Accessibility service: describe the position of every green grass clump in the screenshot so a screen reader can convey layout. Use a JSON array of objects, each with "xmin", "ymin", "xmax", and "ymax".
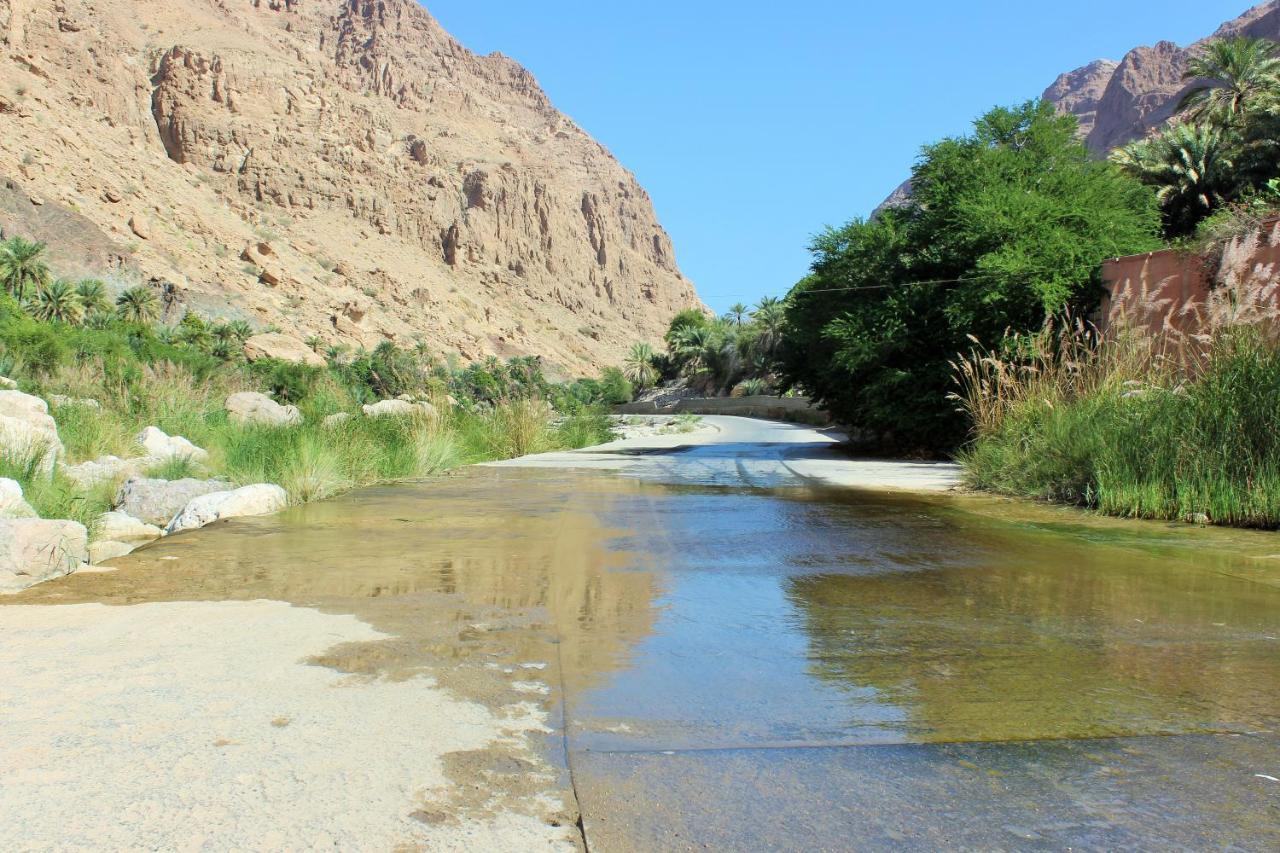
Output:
[
  {"xmin": 0, "ymin": 445, "xmax": 116, "ymax": 534},
  {"xmin": 957, "ymin": 325, "xmax": 1280, "ymax": 528}
]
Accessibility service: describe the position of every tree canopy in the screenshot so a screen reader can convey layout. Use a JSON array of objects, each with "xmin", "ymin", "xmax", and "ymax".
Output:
[{"xmin": 779, "ymin": 100, "xmax": 1162, "ymax": 451}]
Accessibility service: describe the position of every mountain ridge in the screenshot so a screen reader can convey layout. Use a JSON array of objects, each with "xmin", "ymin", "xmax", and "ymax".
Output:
[
  {"xmin": 0, "ymin": 0, "xmax": 703, "ymax": 373},
  {"xmin": 1044, "ymin": 1, "xmax": 1280, "ymax": 152}
]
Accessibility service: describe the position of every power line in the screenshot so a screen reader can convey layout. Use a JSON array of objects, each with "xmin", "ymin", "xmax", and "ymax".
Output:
[{"xmin": 704, "ymin": 268, "xmax": 1062, "ymax": 301}]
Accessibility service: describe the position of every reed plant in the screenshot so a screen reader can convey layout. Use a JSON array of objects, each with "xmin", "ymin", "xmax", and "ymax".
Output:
[{"xmin": 953, "ymin": 262, "xmax": 1280, "ymax": 527}]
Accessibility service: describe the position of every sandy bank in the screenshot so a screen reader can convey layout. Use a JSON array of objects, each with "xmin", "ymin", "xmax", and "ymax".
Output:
[{"xmin": 0, "ymin": 600, "xmax": 574, "ymax": 851}]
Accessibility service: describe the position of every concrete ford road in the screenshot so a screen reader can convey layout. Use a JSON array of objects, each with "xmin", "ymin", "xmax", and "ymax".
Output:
[{"xmin": 3, "ymin": 417, "xmax": 1278, "ymax": 849}]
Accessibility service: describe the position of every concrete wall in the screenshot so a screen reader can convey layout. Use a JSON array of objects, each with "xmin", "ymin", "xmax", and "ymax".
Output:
[
  {"xmin": 616, "ymin": 395, "xmax": 830, "ymax": 425},
  {"xmin": 1099, "ymin": 250, "xmax": 1212, "ymax": 337}
]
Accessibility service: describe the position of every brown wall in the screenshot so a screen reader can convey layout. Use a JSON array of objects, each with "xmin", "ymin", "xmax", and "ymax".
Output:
[
  {"xmin": 1099, "ymin": 219, "xmax": 1280, "ymax": 337},
  {"xmin": 1099, "ymin": 250, "xmax": 1212, "ymax": 336}
]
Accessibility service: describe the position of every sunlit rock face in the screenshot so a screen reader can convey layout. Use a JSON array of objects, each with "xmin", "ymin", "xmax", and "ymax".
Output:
[
  {"xmin": 1044, "ymin": 1, "xmax": 1280, "ymax": 153},
  {"xmin": 0, "ymin": 0, "xmax": 704, "ymax": 373}
]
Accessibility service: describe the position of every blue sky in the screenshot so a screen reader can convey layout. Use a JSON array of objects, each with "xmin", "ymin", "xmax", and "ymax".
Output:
[{"xmin": 426, "ymin": 1, "xmax": 1248, "ymax": 313}]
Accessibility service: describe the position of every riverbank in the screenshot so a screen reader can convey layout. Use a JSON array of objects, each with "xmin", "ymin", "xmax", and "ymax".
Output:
[
  {"xmin": 954, "ymin": 322, "xmax": 1280, "ymax": 530},
  {"xmin": 4, "ymin": 416, "xmax": 1276, "ymax": 850}
]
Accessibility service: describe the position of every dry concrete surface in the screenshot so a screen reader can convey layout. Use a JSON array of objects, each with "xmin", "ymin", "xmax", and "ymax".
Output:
[{"xmin": 0, "ymin": 601, "xmax": 573, "ymax": 851}]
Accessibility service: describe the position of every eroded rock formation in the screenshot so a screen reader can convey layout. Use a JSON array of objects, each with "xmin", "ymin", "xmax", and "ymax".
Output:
[
  {"xmin": 1044, "ymin": 1, "xmax": 1280, "ymax": 153},
  {"xmin": 0, "ymin": 0, "xmax": 703, "ymax": 373}
]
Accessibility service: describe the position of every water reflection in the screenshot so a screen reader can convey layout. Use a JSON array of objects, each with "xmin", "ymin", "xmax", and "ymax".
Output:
[
  {"xmin": 11, "ymin": 469, "xmax": 668, "ymax": 695},
  {"xmin": 784, "ymin": 491, "xmax": 1280, "ymax": 742},
  {"xmin": 9, "ymin": 467, "xmax": 1280, "ymax": 749}
]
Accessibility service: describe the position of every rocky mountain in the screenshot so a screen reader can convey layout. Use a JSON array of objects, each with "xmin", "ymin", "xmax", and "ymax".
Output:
[
  {"xmin": 0, "ymin": 0, "xmax": 703, "ymax": 374},
  {"xmin": 1044, "ymin": 1, "xmax": 1280, "ymax": 153}
]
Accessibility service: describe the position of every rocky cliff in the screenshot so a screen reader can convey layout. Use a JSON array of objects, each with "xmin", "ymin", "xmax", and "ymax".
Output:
[
  {"xmin": 0, "ymin": 0, "xmax": 703, "ymax": 373},
  {"xmin": 1044, "ymin": 1, "xmax": 1280, "ymax": 153}
]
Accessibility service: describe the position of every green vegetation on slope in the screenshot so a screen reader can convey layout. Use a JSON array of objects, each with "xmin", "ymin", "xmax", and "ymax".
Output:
[
  {"xmin": 954, "ymin": 318, "xmax": 1280, "ymax": 528},
  {"xmin": 0, "ymin": 236, "xmax": 621, "ymax": 535}
]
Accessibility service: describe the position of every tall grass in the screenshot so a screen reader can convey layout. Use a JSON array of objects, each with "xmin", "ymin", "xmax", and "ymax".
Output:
[
  {"xmin": 0, "ymin": 444, "xmax": 116, "ymax": 531},
  {"xmin": 954, "ymin": 274, "xmax": 1280, "ymax": 527}
]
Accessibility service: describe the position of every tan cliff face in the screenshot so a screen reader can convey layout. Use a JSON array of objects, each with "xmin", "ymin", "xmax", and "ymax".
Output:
[
  {"xmin": 0, "ymin": 0, "xmax": 703, "ymax": 374},
  {"xmin": 1044, "ymin": 0, "xmax": 1280, "ymax": 153}
]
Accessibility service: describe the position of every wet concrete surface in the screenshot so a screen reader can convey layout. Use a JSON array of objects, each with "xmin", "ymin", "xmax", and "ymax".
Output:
[{"xmin": 6, "ymin": 417, "xmax": 1280, "ymax": 849}]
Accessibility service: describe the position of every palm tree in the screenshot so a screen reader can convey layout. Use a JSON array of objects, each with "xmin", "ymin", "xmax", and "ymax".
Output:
[
  {"xmin": 671, "ymin": 324, "xmax": 714, "ymax": 373},
  {"xmin": 0, "ymin": 237, "xmax": 52, "ymax": 299},
  {"xmin": 1178, "ymin": 36, "xmax": 1280, "ymax": 126},
  {"xmin": 305, "ymin": 335, "xmax": 325, "ymax": 352},
  {"xmin": 754, "ymin": 296, "xmax": 781, "ymax": 314},
  {"xmin": 753, "ymin": 302, "xmax": 787, "ymax": 357},
  {"xmin": 225, "ymin": 320, "xmax": 254, "ymax": 341},
  {"xmin": 726, "ymin": 303, "xmax": 749, "ymax": 328},
  {"xmin": 30, "ymin": 279, "xmax": 85, "ymax": 324},
  {"xmin": 75, "ymin": 279, "xmax": 109, "ymax": 317},
  {"xmin": 116, "ymin": 285, "xmax": 160, "ymax": 324},
  {"xmin": 1112, "ymin": 123, "xmax": 1238, "ymax": 236},
  {"xmin": 623, "ymin": 342, "xmax": 659, "ymax": 390}
]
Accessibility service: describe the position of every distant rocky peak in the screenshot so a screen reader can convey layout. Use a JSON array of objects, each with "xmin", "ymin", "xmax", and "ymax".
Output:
[{"xmin": 1044, "ymin": 1, "xmax": 1280, "ymax": 154}]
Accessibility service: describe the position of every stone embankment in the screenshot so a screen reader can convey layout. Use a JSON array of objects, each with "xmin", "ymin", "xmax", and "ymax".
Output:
[
  {"xmin": 617, "ymin": 393, "xmax": 830, "ymax": 425},
  {"xmin": 0, "ymin": 384, "xmax": 448, "ymax": 593}
]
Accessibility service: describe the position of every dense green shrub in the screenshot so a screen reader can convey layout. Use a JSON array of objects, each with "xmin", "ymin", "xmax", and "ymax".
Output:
[{"xmin": 959, "ymin": 326, "xmax": 1280, "ymax": 528}]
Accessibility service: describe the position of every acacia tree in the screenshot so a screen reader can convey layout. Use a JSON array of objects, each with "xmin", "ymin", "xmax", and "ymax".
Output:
[{"xmin": 779, "ymin": 100, "xmax": 1161, "ymax": 451}]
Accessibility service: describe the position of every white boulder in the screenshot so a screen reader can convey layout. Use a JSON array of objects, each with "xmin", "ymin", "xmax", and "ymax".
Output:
[
  {"xmin": 165, "ymin": 484, "xmax": 288, "ymax": 535},
  {"xmin": 0, "ymin": 478, "xmax": 37, "ymax": 519},
  {"xmin": 88, "ymin": 540, "xmax": 134, "ymax": 564},
  {"xmin": 226, "ymin": 392, "xmax": 302, "ymax": 428},
  {"xmin": 96, "ymin": 511, "xmax": 162, "ymax": 546},
  {"xmin": 362, "ymin": 399, "xmax": 435, "ymax": 418},
  {"xmin": 0, "ymin": 391, "xmax": 63, "ymax": 476},
  {"xmin": 115, "ymin": 477, "xmax": 231, "ymax": 527},
  {"xmin": 136, "ymin": 426, "xmax": 209, "ymax": 463},
  {"xmin": 61, "ymin": 455, "xmax": 145, "ymax": 490},
  {"xmin": 322, "ymin": 412, "xmax": 352, "ymax": 429},
  {"xmin": 242, "ymin": 333, "xmax": 326, "ymax": 368},
  {"xmin": 0, "ymin": 519, "xmax": 88, "ymax": 593}
]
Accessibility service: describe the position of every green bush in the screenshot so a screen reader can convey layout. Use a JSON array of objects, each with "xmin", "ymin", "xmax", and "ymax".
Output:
[
  {"xmin": 779, "ymin": 101, "xmax": 1162, "ymax": 452},
  {"xmin": 960, "ymin": 328, "xmax": 1280, "ymax": 528}
]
